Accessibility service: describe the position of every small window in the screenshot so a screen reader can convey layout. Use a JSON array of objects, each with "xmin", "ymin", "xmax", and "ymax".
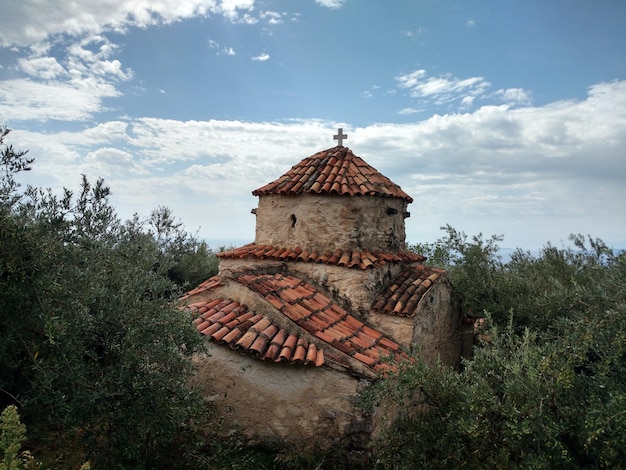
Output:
[
  {"xmin": 290, "ymin": 214, "xmax": 297, "ymax": 227},
  {"xmin": 386, "ymin": 207, "xmax": 398, "ymax": 215}
]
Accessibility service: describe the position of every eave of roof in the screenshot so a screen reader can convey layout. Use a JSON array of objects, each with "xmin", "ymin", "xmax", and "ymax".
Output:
[
  {"xmin": 189, "ymin": 295, "xmax": 325, "ymax": 367},
  {"xmin": 252, "ymin": 146, "xmax": 413, "ymax": 202},
  {"xmin": 217, "ymin": 243, "xmax": 426, "ymax": 269}
]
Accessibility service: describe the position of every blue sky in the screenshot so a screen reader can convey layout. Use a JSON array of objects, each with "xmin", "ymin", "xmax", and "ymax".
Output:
[{"xmin": 0, "ymin": 0, "xmax": 625, "ymax": 251}]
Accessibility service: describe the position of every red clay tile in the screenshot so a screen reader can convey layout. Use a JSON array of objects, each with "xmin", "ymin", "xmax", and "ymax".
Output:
[
  {"xmin": 331, "ymin": 339, "xmax": 355, "ymax": 356},
  {"xmin": 236, "ymin": 329, "xmax": 258, "ymax": 349},
  {"xmin": 222, "ymin": 328, "xmax": 244, "ymax": 344},
  {"xmin": 229, "ymin": 311, "xmax": 255, "ymax": 326},
  {"xmin": 313, "ymin": 330, "xmax": 333, "ymax": 343},
  {"xmin": 314, "ymin": 349, "xmax": 325, "ymax": 366},
  {"xmin": 361, "ymin": 325, "xmax": 383, "ymax": 341},
  {"xmin": 200, "ymin": 322, "xmax": 222, "ymax": 337},
  {"xmin": 266, "ymin": 294, "xmax": 285, "ymax": 311},
  {"xmin": 346, "ymin": 336, "xmax": 374, "ymax": 352},
  {"xmin": 353, "ymin": 352, "xmax": 378, "ymax": 367},
  {"xmin": 284, "ymin": 302, "xmax": 313, "ymax": 321},
  {"xmin": 216, "ymin": 310, "xmax": 239, "ymax": 326},
  {"xmin": 292, "ymin": 338, "xmax": 307, "ymax": 362},
  {"xmin": 337, "ymin": 252, "xmax": 351, "ymax": 266},
  {"xmin": 252, "ymin": 146, "xmax": 413, "ymax": 201},
  {"xmin": 250, "ymin": 335, "xmax": 269, "ymax": 355},
  {"xmin": 281, "ymin": 334, "xmax": 298, "ymax": 353},
  {"xmin": 305, "ymin": 344, "xmax": 319, "ymax": 364},
  {"xmin": 211, "ymin": 326, "xmax": 231, "ymax": 342},
  {"xmin": 348, "ymin": 251, "xmax": 361, "ymax": 268},
  {"xmin": 314, "ymin": 309, "xmax": 341, "ymax": 326},
  {"xmin": 269, "ymin": 329, "xmax": 287, "ymax": 347},
  {"xmin": 371, "ymin": 266, "xmax": 446, "ymax": 317},
  {"xmin": 343, "ymin": 314, "xmax": 364, "ymax": 330},
  {"xmin": 195, "ymin": 320, "xmax": 210, "ymax": 332},
  {"xmin": 260, "ymin": 324, "xmax": 279, "ymax": 340},
  {"xmin": 331, "ymin": 321, "xmax": 357, "ymax": 338},
  {"xmin": 216, "ymin": 243, "xmax": 426, "ymax": 268},
  {"xmin": 378, "ymin": 337, "xmax": 401, "ymax": 352},
  {"xmin": 263, "ymin": 343, "xmax": 280, "ymax": 361}
]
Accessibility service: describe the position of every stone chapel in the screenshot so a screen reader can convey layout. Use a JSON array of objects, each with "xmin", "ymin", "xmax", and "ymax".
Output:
[{"xmin": 181, "ymin": 130, "xmax": 463, "ymax": 448}]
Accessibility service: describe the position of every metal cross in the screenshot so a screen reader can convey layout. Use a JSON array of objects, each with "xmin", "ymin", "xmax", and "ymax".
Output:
[{"xmin": 333, "ymin": 128, "xmax": 348, "ymax": 146}]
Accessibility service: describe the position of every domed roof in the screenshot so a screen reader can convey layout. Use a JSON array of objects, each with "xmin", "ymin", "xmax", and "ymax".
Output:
[{"xmin": 252, "ymin": 146, "xmax": 413, "ymax": 202}]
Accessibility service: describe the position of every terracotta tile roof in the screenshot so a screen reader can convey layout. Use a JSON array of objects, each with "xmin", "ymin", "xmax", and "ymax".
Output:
[
  {"xmin": 180, "ymin": 276, "xmax": 222, "ymax": 300},
  {"xmin": 217, "ymin": 243, "xmax": 426, "ymax": 268},
  {"xmin": 252, "ymin": 146, "xmax": 413, "ymax": 202},
  {"xmin": 372, "ymin": 265, "xmax": 447, "ymax": 317},
  {"xmin": 189, "ymin": 298, "xmax": 325, "ymax": 367},
  {"xmin": 234, "ymin": 273, "xmax": 406, "ymax": 372}
]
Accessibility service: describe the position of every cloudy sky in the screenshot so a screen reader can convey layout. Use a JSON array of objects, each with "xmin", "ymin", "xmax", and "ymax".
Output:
[{"xmin": 1, "ymin": 0, "xmax": 625, "ymax": 251}]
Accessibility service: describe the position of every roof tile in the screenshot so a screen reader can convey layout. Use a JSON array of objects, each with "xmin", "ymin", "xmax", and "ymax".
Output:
[
  {"xmin": 252, "ymin": 146, "xmax": 413, "ymax": 202},
  {"xmin": 217, "ymin": 243, "xmax": 426, "ymax": 268},
  {"xmin": 180, "ymin": 276, "xmax": 222, "ymax": 300},
  {"xmin": 234, "ymin": 273, "xmax": 407, "ymax": 371},
  {"xmin": 187, "ymin": 298, "xmax": 324, "ymax": 367},
  {"xmin": 372, "ymin": 266, "xmax": 446, "ymax": 317}
]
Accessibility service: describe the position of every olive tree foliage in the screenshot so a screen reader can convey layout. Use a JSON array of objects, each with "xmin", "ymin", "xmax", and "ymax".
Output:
[
  {"xmin": 367, "ymin": 226, "xmax": 626, "ymax": 469},
  {"xmin": 0, "ymin": 128, "xmax": 219, "ymax": 468},
  {"xmin": 409, "ymin": 224, "xmax": 505, "ymax": 323}
]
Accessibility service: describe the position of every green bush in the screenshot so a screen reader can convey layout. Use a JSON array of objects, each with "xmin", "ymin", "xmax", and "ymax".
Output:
[
  {"xmin": 0, "ymin": 406, "xmax": 30, "ymax": 470},
  {"xmin": 0, "ymin": 128, "xmax": 219, "ymax": 468},
  {"xmin": 372, "ymin": 228, "xmax": 626, "ymax": 469}
]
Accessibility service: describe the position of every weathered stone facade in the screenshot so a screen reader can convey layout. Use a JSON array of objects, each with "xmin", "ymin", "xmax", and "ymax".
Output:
[
  {"xmin": 254, "ymin": 193, "xmax": 409, "ymax": 252},
  {"xmin": 182, "ymin": 144, "xmax": 462, "ymax": 449}
]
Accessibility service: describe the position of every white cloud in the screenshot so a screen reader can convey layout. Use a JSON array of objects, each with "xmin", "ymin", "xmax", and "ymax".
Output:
[
  {"xmin": 466, "ymin": 19, "xmax": 476, "ymax": 28},
  {"xmin": 0, "ymin": 0, "xmax": 258, "ymax": 47},
  {"xmin": 84, "ymin": 147, "xmax": 148, "ymax": 177},
  {"xmin": 17, "ymin": 56, "xmax": 67, "ymax": 80},
  {"xmin": 209, "ymin": 40, "xmax": 236, "ymax": 55},
  {"xmin": 1, "ymin": 35, "xmax": 133, "ymax": 122},
  {"xmin": 401, "ymin": 27, "xmax": 429, "ymax": 46},
  {"xmin": 0, "ymin": 78, "xmax": 120, "ymax": 122},
  {"xmin": 362, "ymin": 85, "xmax": 381, "ymax": 98},
  {"xmin": 397, "ymin": 107, "xmax": 421, "ymax": 115},
  {"xmin": 260, "ymin": 11, "xmax": 285, "ymax": 25},
  {"xmin": 220, "ymin": 0, "xmax": 255, "ymax": 22},
  {"xmin": 315, "ymin": 0, "xmax": 346, "ymax": 8},
  {"xmin": 10, "ymin": 80, "xmax": 625, "ymax": 250},
  {"xmin": 397, "ymin": 70, "xmax": 490, "ymax": 100},
  {"xmin": 494, "ymin": 88, "xmax": 532, "ymax": 105},
  {"xmin": 66, "ymin": 36, "xmax": 133, "ymax": 81},
  {"xmin": 252, "ymin": 53, "xmax": 270, "ymax": 61},
  {"xmin": 460, "ymin": 96, "xmax": 475, "ymax": 109},
  {"xmin": 396, "ymin": 69, "xmax": 491, "ymax": 110}
]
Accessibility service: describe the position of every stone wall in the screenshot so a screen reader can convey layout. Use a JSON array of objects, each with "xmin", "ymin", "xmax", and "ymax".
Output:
[
  {"xmin": 192, "ymin": 346, "xmax": 372, "ymax": 449},
  {"xmin": 254, "ymin": 193, "xmax": 408, "ymax": 252},
  {"xmin": 364, "ymin": 279, "xmax": 462, "ymax": 368}
]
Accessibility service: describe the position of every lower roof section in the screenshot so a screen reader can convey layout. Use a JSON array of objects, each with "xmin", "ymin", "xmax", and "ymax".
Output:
[
  {"xmin": 182, "ymin": 260, "xmax": 446, "ymax": 376},
  {"xmin": 182, "ymin": 272, "xmax": 408, "ymax": 376}
]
